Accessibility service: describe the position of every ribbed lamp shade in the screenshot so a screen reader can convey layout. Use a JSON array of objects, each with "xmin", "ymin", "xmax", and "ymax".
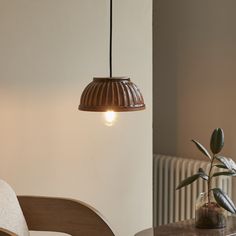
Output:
[{"xmin": 79, "ymin": 77, "xmax": 145, "ymax": 112}]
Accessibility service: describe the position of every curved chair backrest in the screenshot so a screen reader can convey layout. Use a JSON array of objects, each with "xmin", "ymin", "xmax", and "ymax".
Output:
[
  {"xmin": 18, "ymin": 196, "xmax": 115, "ymax": 236},
  {"xmin": 0, "ymin": 228, "xmax": 17, "ymax": 236},
  {"xmin": 0, "ymin": 179, "xmax": 114, "ymax": 236}
]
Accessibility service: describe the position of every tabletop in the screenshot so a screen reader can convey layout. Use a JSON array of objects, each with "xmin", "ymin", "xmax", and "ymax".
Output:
[{"xmin": 135, "ymin": 217, "xmax": 236, "ymax": 236}]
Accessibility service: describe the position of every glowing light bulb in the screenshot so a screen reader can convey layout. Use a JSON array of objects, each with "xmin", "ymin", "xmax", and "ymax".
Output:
[{"xmin": 104, "ymin": 110, "xmax": 116, "ymax": 126}]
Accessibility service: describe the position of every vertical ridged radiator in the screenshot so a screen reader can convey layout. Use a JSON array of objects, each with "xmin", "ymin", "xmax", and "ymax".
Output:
[{"xmin": 153, "ymin": 154, "xmax": 232, "ymax": 226}]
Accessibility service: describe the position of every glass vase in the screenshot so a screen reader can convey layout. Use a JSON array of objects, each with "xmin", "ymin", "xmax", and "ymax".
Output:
[{"xmin": 195, "ymin": 192, "xmax": 227, "ymax": 229}]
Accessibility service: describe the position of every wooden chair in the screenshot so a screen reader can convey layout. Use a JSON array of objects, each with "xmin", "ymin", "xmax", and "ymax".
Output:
[
  {"xmin": 0, "ymin": 180, "xmax": 115, "ymax": 236},
  {"xmin": 18, "ymin": 196, "xmax": 115, "ymax": 236},
  {"xmin": 0, "ymin": 228, "xmax": 17, "ymax": 236}
]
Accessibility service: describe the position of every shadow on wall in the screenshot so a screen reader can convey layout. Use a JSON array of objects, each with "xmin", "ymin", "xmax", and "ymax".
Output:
[
  {"xmin": 153, "ymin": 0, "xmax": 178, "ymax": 156},
  {"xmin": 153, "ymin": 0, "xmax": 236, "ymax": 160}
]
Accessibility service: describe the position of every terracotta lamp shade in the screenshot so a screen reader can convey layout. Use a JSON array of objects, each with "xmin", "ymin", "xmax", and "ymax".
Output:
[{"xmin": 79, "ymin": 77, "xmax": 145, "ymax": 112}]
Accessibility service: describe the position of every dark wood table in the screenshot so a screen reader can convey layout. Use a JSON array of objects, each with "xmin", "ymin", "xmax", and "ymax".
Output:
[{"xmin": 135, "ymin": 217, "xmax": 236, "ymax": 236}]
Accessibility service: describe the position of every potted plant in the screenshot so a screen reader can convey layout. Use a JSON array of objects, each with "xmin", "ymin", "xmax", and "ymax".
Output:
[{"xmin": 176, "ymin": 128, "xmax": 236, "ymax": 229}]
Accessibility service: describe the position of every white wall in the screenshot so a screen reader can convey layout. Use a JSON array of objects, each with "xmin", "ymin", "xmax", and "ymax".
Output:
[
  {"xmin": 154, "ymin": 0, "xmax": 236, "ymax": 162},
  {"xmin": 0, "ymin": 1, "xmax": 152, "ymax": 235}
]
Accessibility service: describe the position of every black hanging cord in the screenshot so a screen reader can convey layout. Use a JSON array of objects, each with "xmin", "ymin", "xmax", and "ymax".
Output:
[{"xmin": 109, "ymin": 0, "xmax": 113, "ymax": 77}]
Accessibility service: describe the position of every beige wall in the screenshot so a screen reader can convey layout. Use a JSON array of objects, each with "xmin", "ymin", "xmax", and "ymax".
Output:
[
  {"xmin": 154, "ymin": 0, "xmax": 236, "ymax": 162},
  {"xmin": 0, "ymin": 1, "xmax": 152, "ymax": 235}
]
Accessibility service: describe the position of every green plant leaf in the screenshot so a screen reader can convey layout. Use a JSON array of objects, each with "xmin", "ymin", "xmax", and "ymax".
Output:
[
  {"xmin": 212, "ymin": 188, "xmax": 236, "ymax": 213},
  {"xmin": 198, "ymin": 168, "xmax": 209, "ymax": 180},
  {"xmin": 213, "ymin": 164, "xmax": 228, "ymax": 169},
  {"xmin": 216, "ymin": 156, "xmax": 236, "ymax": 172},
  {"xmin": 210, "ymin": 128, "xmax": 224, "ymax": 154},
  {"xmin": 212, "ymin": 171, "xmax": 236, "ymax": 177},
  {"xmin": 191, "ymin": 140, "xmax": 212, "ymax": 160},
  {"xmin": 176, "ymin": 169, "xmax": 208, "ymax": 190}
]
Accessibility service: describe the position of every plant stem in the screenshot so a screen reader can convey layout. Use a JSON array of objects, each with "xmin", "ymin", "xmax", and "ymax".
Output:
[{"xmin": 207, "ymin": 154, "xmax": 215, "ymax": 206}]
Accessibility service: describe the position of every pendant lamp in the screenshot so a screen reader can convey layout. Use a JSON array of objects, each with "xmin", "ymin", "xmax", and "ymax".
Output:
[{"xmin": 79, "ymin": 0, "xmax": 145, "ymax": 112}]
